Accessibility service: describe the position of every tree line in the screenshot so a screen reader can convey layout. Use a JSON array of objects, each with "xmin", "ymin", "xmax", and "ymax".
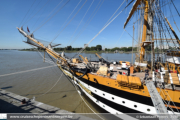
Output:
[
  {"xmin": 53, "ymin": 45, "xmax": 139, "ymax": 52},
  {"xmin": 105, "ymin": 47, "xmax": 137, "ymax": 52},
  {"xmin": 54, "ymin": 45, "xmax": 103, "ymax": 51}
]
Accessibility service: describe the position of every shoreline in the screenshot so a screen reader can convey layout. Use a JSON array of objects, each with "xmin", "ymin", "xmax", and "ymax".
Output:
[{"xmin": 18, "ymin": 50, "xmax": 139, "ymax": 54}]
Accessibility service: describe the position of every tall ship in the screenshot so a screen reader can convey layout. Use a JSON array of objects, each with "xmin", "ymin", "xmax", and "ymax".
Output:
[{"xmin": 17, "ymin": 0, "xmax": 180, "ymax": 119}]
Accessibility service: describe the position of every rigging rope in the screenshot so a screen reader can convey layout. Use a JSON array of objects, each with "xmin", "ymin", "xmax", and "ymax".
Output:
[
  {"xmin": 39, "ymin": 49, "xmax": 104, "ymax": 120},
  {"xmin": 153, "ymin": 1, "xmax": 179, "ymax": 91},
  {"xmin": 124, "ymin": 29, "xmax": 138, "ymax": 43},
  {"xmin": 113, "ymin": 29, "xmax": 125, "ymax": 48},
  {"xmin": 103, "ymin": 0, "xmax": 126, "ymax": 29},
  {"xmin": 32, "ymin": 0, "xmax": 64, "ymax": 31},
  {"xmin": 22, "ymin": 0, "xmax": 50, "ymax": 26},
  {"xmin": 32, "ymin": 0, "xmax": 70, "ymax": 33},
  {"xmin": 34, "ymin": 0, "xmax": 64, "ymax": 31},
  {"xmin": 19, "ymin": 0, "xmax": 36, "ymax": 27},
  {"xmin": 23, "ymin": 0, "xmax": 42, "ymax": 25},
  {"xmin": 72, "ymin": 0, "xmax": 134, "ymax": 59},
  {"xmin": 170, "ymin": 0, "xmax": 180, "ymax": 17},
  {"xmin": 45, "ymin": 51, "xmax": 104, "ymax": 120},
  {"xmin": 26, "ymin": 43, "xmax": 104, "ymax": 119},
  {"xmin": 168, "ymin": 2, "xmax": 180, "ymax": 33},
  {"xmin": 32, "ymin": 0, "xmax": 49, "ymax": 30},
  {"xmin": 52, "ymin": 0, "xmax": 82, "ymax": 46},
  {"xmin": 50, "ymin": 0, "xmax": 88, "ymax": 44},
  {"xmin": 92, "ymin": 0, "xmax": 126, "ymax": 59},
  {"xmin": 66, "ymin": 0, "xmax": 95, "ymax": 46},
  {"xmin": 70, "ymin": 0, "xmax": 104, "ymax": 46}
]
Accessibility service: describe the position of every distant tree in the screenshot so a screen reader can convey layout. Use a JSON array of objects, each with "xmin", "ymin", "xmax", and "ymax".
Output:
[
  {"xmin": 74, "ymin": 48, "xmax": 82, "ymax": 51},
  {"xmin": 96, "ymin": 45, "xmax": 102, "ymax": 51},
  {"xmin": 91, "ymin": 46, "xmax": 96, "ymax": 51},
  {"xmin": 133, "ymin": 47, "xmax": 137, "ymax": 51},
  {"xmin": 74, "ymin": 48, "xmax": 78, "ymax": 51},
  {"xmin": 85, "ymin": 47, "xmax": 90, "ymax": 51},
  {"xmin": 111, "ymin": 47, "xmax": 120, "ymax": 51},
  {"xmin": 127, "ymin": 47, "xmax": 132, "ymax": 51},
  {"xmin": 67, "ymin": 46, "xmax": 72, "ymax": 50},
  {"xmin": 121, "ymin": 47, "xmax": 128, "ymax": 51}
]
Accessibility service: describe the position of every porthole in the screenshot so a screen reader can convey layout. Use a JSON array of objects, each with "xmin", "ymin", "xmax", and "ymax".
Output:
[
  {"xmin": 143, "ymin": 91, "xmax": 145, "ymax": 93},
  {"xmin": 147, "ymin": 109, "xmax": 150, "ymax": 111},
  {"xmin": 103, "ymin": 93, "xmax": 105, "ymax": 96},
  {"xmin": 134, "ymin": 105, "xmax": 137, "ymax": 108},
  {"xmin": 103, "ymin": 105, "xmax": 105, "ymax": 107},
  {"xmin": 95, "ymin": 90, "xmax": 97, "ymax": 92},
  {"xmin": 112, "ymin": 97, "xmax": 114, "ymax": 100},
  {"xmin": 122, "ymin": 101, "xmax": 125, "ymax": 104}
]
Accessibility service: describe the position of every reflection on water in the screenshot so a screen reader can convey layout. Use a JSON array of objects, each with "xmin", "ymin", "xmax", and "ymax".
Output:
[{"xmin": 0, "ymin": 50, "xmax": 135, "ymax": 115}]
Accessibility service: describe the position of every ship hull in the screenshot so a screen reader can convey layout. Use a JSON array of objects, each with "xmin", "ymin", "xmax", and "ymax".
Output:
[{"xmin": 57, "ymin": 64, "xmax": 179, "ymax": 119}]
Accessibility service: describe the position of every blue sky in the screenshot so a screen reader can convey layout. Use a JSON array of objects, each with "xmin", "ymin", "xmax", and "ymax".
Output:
[{"xmin": 0, "ymin": 0, "xmax": 180, "ymax": 49}]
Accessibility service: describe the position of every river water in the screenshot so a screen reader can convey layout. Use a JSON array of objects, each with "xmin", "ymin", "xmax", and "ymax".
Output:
[{"xmin": 0, "ymin": 50, "xmax": 135, "ymax": 115}]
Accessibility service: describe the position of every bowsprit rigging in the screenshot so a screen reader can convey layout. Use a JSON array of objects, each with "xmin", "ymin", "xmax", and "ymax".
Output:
[{"xmin": 17, "ymin": 0, "xmax": 180, "ymax": 119}]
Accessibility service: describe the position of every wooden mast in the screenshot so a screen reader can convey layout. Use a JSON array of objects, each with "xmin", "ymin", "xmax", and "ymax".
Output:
[
  {"xmin": 140, "ymin": 0, "xmax": 148, "ymax": 62},
  {"xmin": 124, "ymin": 0, "xmax": 150, "ymax": 63}
]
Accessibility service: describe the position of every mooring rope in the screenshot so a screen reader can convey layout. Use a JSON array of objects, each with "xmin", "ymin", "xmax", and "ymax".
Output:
[
  {"xmin": 68, "ymin": 76, "xmax": 104, "ymax": 120},
  {"xmin": 35, "ymin": 48, "xmax": 104, "ymax": 120},
  {"xmin": 36, "ymin": 72, "xmax": 64, "ymax": 98},
  {"xmin": 0, "ymin": 65, "xmax": 56, "ymax": 78}
]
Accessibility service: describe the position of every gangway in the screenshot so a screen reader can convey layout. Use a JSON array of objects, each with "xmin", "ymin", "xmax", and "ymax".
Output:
[{"xmin": 145, "ymin": 80, "xmax": 176, "ymax": 120}]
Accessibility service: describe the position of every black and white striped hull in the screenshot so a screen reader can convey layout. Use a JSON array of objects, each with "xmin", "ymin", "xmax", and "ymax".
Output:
[{"xmin": 60, "ymin": 68, "xmax": 178, "ymax": 119}]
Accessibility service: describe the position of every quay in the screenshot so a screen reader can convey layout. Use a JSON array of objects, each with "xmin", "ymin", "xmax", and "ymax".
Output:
[{"xmin": 0, "ymin": 89, "xmax": 95, "ymax": 120}]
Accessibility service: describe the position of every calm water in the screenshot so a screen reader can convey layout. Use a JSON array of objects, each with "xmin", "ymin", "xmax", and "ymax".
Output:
[
  {"xmin": 0, "ymin": 50, "xmax": 135, "ymax": 115},
  {"xmin": 64, "ymin": 52, "xmax": 135, "ymax": 62}
]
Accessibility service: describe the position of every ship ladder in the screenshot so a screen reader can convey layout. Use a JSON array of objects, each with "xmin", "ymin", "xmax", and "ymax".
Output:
[{"xmin": 145, "ymin": 80, "xmax": 178, "ymax": 120}]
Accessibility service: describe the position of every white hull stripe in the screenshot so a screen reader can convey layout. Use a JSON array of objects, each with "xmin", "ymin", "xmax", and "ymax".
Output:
[
  {"xmin": 63, "ymin": 69, "xmax": 179, "ymax": 115},
  {"xmin": 74, "ymin": 77, "xmax": 138, "ymax": 120},
  {"xmin": 77, "ymin": 77, "xmax": 157, "ymax": 114}
]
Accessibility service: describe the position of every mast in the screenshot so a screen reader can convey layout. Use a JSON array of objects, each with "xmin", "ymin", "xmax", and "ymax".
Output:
[
  {"xmin": 124, "ymin": 0, "xmax": 154, "ymax": 64},
  {"xmin": 140, "ymin": 0, "xmax": 148, "ymax": 62},
  {"xmin": 132, "ymin": 25, "xmax": 135, "ymax": 64}
]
